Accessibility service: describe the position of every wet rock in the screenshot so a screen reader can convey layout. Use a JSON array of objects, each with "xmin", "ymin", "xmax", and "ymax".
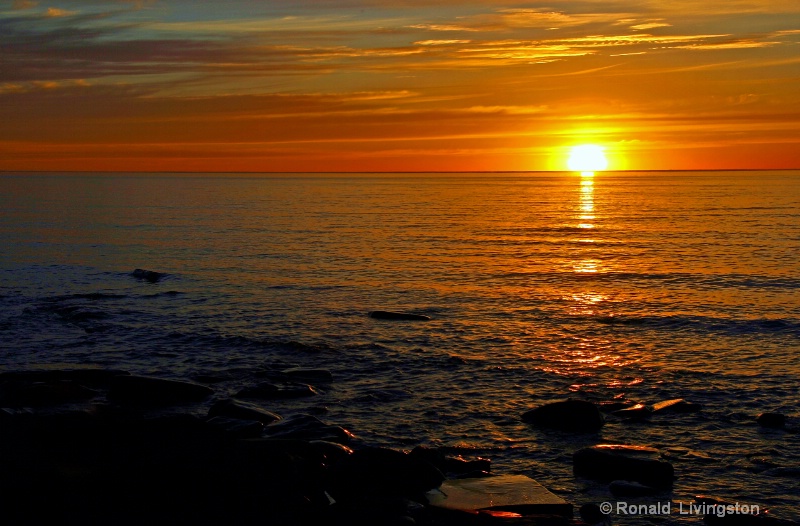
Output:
[
  {"xmin": 757, "ymin": 412, "xmax": 786, "ymax": 429},
  {"xmin": 264, "ymin": 413, "xmax": 354, "ymax": 443},
  {"xmin": 0, "ymin": 380, "xmax": 97, "ymax": 407},
  {"xmin": 580, "ymin": 503, "xmax": 611, "ymax": 526},
  {"xmin": 281, "ymin": 367, "xmax": 334, "ymax": 383},
  {"xmin": 108, "ymin": 375, "xmax": 213, "ymax": 405},
  {"xmin": 236, "ymin": 381, "xmax": 319, "ymax": 399},
  {"xmin": 308, "ymin": 440, "xmax": 354, "ymax": 466},
  {"xmin": 609, "ymin": 480, "xmax": 663, "ymax": 497},
  {"xmin": 613, "ymin": 398, "xmax": 702, "ymax": 420},
  {"xmin": 368, "ymin": 310, "xmax": 431, "ymax": 321},
  {"xmin": 328, "ymin": 447, "xmax": 445, "ymax": 502},
  {"xmin": 208, "ymin": 398, "xmax": 281, "ymax": 424},
  {"xmin": 522, "ymin": 399, "xmax": 604, "ymax": 432},
  {"xmin": 612, "ymin": 403, "xmax": 652, "ymax": 420},
  {"xmin": 425, "ymin": 474, "xmax": 573, "ymax": 518},
  {"xmin": 573, "ymin": 444, "xmax": 674, "ymax": 488},
  {"xmin": 206, "ymin": 416, "xmax": 264, "ymax": 439},
  {"xmin": 409, "ymin": 446, "xmax": 491, "ymax": 477},
  {"xmin": 0, "ymin": 368, "xmax": 130, "ymax": 388},
  {"xmin": 131, "ymin": 268, "xmax": 164, "ymax": 282}
]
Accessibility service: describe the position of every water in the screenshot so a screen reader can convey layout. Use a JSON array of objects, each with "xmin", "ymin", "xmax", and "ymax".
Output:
[{"xmin": 1, "ymin": 171, "xmax": 799, "ymax": 522}]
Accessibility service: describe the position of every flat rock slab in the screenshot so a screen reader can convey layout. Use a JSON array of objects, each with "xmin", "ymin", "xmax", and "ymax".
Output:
[{"xmin": 426, "ymin": 474, "xmax": 573, "ymax": 517}]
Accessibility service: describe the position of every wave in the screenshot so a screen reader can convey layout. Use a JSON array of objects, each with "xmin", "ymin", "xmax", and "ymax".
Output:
[{"xmin": 593, "ymin": 313, "xmax": 800, "ymax": 336}]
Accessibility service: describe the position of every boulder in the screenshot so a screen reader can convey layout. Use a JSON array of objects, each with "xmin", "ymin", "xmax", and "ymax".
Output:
[
  {"xmin": 236, "ymin": 382, "xmax": 319, "ymax": 400},
  {"xmin": 522, "ymin": 399, "xmax": 604, "ymax": 432},
  {"xmin": 264, "ymin": 414, "xmax": 354, "ymax": 443},
  {"xmin": 108, "ymin": 375, "xmax": 213, "ymax": 405},
  {"xmin": 327, "ymin": 447, "xmax": 445, "ymax": 502},
  {"xmin": 208, "ymin": 398, "xmax": 282, "ymax": 424},
  {"xmin": 368, "ymin": 311, "xmax": 431, "ymax": 321},
  {"xmin": 573, "ymin": 444, "xmax": 674, "ymax": 488}
]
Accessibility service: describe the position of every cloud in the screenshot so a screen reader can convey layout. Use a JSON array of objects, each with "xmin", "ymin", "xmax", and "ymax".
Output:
[{"xmin": 45, "ymin": 7, "xmax": 77, "ymax": 17}]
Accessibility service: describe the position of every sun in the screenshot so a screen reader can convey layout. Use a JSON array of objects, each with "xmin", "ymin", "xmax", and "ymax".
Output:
[{"xmin": 567, "ymin": 145, "xmax": 608, "ymax": 173}]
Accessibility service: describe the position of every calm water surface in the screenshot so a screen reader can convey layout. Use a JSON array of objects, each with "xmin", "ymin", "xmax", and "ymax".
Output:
[{"xmin": 1, "ymin": 171, "xmax": 799, "ymax": 522}]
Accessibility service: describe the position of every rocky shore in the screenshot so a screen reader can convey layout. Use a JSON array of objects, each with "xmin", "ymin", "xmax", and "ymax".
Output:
[{"xmin": 0, "ymin": 368, "xmax": 796, "ymax": 526}]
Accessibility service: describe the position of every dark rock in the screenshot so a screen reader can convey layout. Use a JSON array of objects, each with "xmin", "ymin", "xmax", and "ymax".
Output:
[
  {"xmin": 368, "ymin": 310, "xmax": 431, "ymax": 321},
  {"xmin": 0, "ymin": 380, "xmax": 97, "ymax": 407},
  {"xmin": 208, "ymin": 398, "xmax": 282, "ymax": 424},
  {"xmin": 609, "ymin": 480, "xmax": 663, "ymax": 497},
  {"xmin": 108, "ymin": 375, "xmax": 213, "ymax": 405},
  {"xmin": 580, "ymin": 503, "xmax": 611, "ymax": 525},
  {"xmin": 573, "ymin": 444, "xmax": 674, "ymax": 488},
  {"xmin": 236, "ymin": 381, "xmax": 319, "ymax": 400},
  {"xmin": 264, "ymin": 414, "xmax": 354, "ymax": 443},
  {"xmin": 0, "ymin": 368, "xmax": 130, "ymax": 388},
  {"xmin": 131, "ymin": 268, "xmax": 164, "ymax": 282},
  {"xmin": 206, "ymin": 416, "xmax": 264, "ymax": 439},
  {"xmin": 328, "ymin": 447, "xmax": 445, "ymax": 502},
  {"xmin": 522, "ymin": 399, "xmax": 604, "ymax": 432},
  {"xmin": 409, "ymin": 446, "xmax": 491, "ymax": 477},
  {"xmin": 308, "ymin": 440, "xmax": 354, "ymax": 466},
  {"xmin": 281, "ymin": 367, "xmax": 334, "ymax": 383},
  {"xmin": 757, "ymin": 412, "xmax": 786, "ymax": 429}
]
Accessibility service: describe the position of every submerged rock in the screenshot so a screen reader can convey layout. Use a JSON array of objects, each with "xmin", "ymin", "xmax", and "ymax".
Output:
[
  {"xmin": 757, "ymin": 412, "xmax": 786, "ymax": 429},
  {"xmin": 236, "ymin": 381, "xmax": 319, "ymax": 400},
  {"xmin": 108, "ymin": 375, "xmax": 213, "ymax": 405},
  {"xmin": 131, "ymin": 268, "xmax": 164, "ymax": 282},
  {"xmin": 573, "ymin": 444, "xmax": 674, "ymax": 488},
  {"xmin": 368, "ymin": 310, "xmax": 431, "ymax": 321},
  {"xmin": 328, "ymin": 447, "xmax": 445, "ymax": 502},
  {"xmin": 522, "ymin": 399, "xmax": 604, "ymax": 432},
  {"xmin": 281, "ymin": 368, "xmax": 334, "ymax": 383}
]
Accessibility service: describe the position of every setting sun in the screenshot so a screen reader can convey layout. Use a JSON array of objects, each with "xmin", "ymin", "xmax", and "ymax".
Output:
[{"xmin": 567, "ymin": 145, "xmax": 609, "ymax": 173}]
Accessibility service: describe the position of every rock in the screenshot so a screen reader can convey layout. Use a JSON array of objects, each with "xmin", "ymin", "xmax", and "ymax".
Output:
[
  {"xmin": 0, "ymin": 368, "xmax": 130, "ymax": 388},
  {"xmin": 131, "ymin": 268, "xmax": 164, "ymax": 282},
  {"xmin": 328, "ymin": 447, "xmax": 445, "ymax": 502},
  {"xmin": 108, "ymin": 375, "xmax": 213, "ymax": 405},
  {"xmin": 522, "ymin": 399, "xmax": 604, "ymax": 432},
  {"xmin": 208, "ymin": 398, "xmax": 281, "ymax": 424},
  {"xmin": 612, "ymin": 403, "xmax": 653, "ymax": 420},
  {"xmin": 0, "ymin": 380, "xmax": 97, "ymax": 407},
  {"xmin": 613, "ymin": 399, "xmax": 702, "ymax": 420},
  {"xmin": 308, "ymin": 440, "xmax": 354, "ymax": 466},
  {"xmin": 368, "ymin": 311, "xmax": 431, "ymax": 321},
  {"xmin": 281, "ymin": 368, "xmax": 334, "ymax": 383},
  {"xmin": 580, "ymin": 503, "xmax": 611, "ymax": 526},
  {"xmin": 609, "ymin": 480, "xmax": 663, "ymax": 497},
  {"xmin": 206, "ymin": 416, "xmax": 264, "ymax": 439},
  {"xmin": 408, "ymin": 446, "xmax": 491, "ymax": 477},
  {"xmin": 573, "ymin": 444, "xmax": 674, "ymax": 488},
  {"xmin": 757, "ymin": 412, "xmax": 786, "ymax": 429},
  {"xmin": 264, "ymin": 414, "xmax": 354, "ymax": 443},
  {"xmin": 425, "ymin": 474, "xmax": 573, "ymax": 518},
  {"xmin": 236, "ymin": 381, "xmax": 319, "ymax": 400}
]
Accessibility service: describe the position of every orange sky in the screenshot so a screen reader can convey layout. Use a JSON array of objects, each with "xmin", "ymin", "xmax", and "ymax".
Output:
[{"xmin": 1, "ymin": 0, "xmax": 799, "ymax": 172}]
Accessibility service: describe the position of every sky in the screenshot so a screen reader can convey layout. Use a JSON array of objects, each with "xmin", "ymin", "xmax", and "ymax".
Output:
[{"xmin": 1, "ymin": 0, "xmax": 799, "ymax": 172}]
